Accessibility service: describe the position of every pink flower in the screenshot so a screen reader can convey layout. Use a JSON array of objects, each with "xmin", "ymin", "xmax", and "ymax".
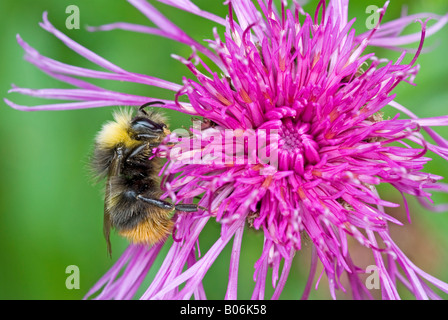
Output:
[{"xmin": 6, "ymin": 0, "xmax": 448, "ymax": 299}]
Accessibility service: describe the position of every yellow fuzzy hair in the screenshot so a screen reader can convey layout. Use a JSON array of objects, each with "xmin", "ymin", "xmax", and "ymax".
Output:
[{"xmin": 95, "ymin": 108, "xmax": 140, "ymax": 150}]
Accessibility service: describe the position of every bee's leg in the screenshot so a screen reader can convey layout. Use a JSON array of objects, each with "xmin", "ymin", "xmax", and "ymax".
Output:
[
  {"xmin": 136, "ymin": 195, "xmax": 202, "ymax": 212},
  {"xmin": 126, "ymin": 143, "xmax": 150, "ymax": 163},
  {"xmin": 135, "ymin": 133, "xmax": 159, "ymax": 140},
  {"xmin": 174, "ymin": 204, "xmax": 202, "ymax": 212},
  {"xmin": 136, "ymin": 195, "xmax": 174, "ymax": 210}
]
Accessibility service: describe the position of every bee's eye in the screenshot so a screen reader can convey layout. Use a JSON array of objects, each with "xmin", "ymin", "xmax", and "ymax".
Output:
[{"xmin": 132, "ymin": 118, "xmax": 163, "ymax": 132}]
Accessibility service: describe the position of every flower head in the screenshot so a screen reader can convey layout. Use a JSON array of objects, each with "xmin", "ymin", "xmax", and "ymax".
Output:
[{"xmin": 6, "ymin": 0, "xmax": 448, "ymax": 299}]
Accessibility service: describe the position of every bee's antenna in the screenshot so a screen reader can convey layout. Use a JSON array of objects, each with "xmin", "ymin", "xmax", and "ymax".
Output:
[{"xmin": 139, "ymin": 101, "xmax": 165, "ymax": 115}]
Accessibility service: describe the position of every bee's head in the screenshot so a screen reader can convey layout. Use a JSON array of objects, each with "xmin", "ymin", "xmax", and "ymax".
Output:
[
  {"xmin": 130, "ymin": 101, "xmax": 169, "ymax": 141},
  {"xmin": 131, "ymin": 116, "xmax": 166, "ymax": 136}
]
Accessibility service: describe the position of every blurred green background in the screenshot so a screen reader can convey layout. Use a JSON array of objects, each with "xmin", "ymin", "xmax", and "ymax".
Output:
[{"xmin": 0, "ymin": 0, "xmax": 447, "ymax": 300}]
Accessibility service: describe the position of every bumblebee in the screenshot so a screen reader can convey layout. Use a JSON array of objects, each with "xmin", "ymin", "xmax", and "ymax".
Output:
[{"xmin": 92, "ymin": 101, "xmax": 199, "ymax": 256}]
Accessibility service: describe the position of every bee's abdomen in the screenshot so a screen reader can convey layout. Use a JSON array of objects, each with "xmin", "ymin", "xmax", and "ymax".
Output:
[
  {"xmin": 107, "ymin": 189, "xmax": 141, "ymax": 230},
  {"xmin": 118, "ymin": 214, "xmax": 173, "ymax": 245},
  {"xmin": 106, "ymin": 174, "xmax": 165, "ymax": 230}
]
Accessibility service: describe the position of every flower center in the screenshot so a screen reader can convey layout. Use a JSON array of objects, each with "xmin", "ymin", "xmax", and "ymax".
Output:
[{"xmin": 278, "ymin": 119, "xmax": 320, "ymax": 174}]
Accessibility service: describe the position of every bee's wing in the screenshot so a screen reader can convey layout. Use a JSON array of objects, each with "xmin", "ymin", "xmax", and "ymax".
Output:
[
  {"xmin": 103, "ymin": 199, "xmax": 113, "ymax": 257},
  {"xmin": 104, "ymin": 147, "xmax": 124, "ymax": 257}
]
